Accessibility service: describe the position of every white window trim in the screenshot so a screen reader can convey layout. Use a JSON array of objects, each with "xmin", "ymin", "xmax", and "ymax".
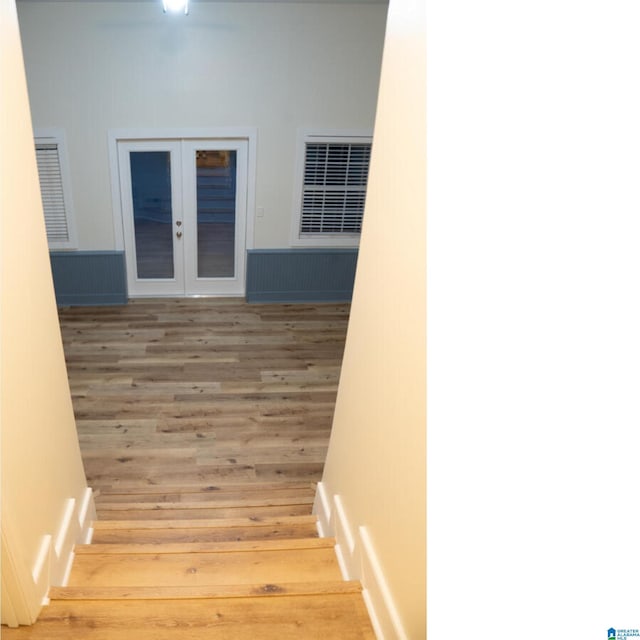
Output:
[
  {"xmin": 290, "ymin": 128, "xmax": 373, "ymax": 248},
  {"xmin": 34, "ymin": 128, "xmax": 78, "ymax": 250}
]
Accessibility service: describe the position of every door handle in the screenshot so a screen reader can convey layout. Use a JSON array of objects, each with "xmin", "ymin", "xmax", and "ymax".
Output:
[{"xmin": 176, "ymin": 231, "xmax": 183, "ymax": 238}]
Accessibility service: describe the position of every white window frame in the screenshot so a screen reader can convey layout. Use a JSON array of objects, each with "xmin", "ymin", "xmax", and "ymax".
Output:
[
  {"xmin": 34, "ymin": 128, "xmax": 78, "ymax": 250},
  {"xmin": 290, "ymin": 128, "xmax": 373, "ymax": 248}
]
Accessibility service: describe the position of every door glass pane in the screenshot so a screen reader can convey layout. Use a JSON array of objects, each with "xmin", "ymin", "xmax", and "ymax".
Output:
[
  {"xmin": 196, "ymin": 150, "xmax": 236, "ymax": 278},
  {"xmin": 130, "ymin": 151, "xmax": 174, "ymax": 279}
]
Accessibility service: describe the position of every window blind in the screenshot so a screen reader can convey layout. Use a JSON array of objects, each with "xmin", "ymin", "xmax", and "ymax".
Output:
[
  {"xmin": 35, "ymin": 143, "xmax": 71, "ymax": 244},
  {"xmin": 300, "ymin": 142, "xmax": 371, "ymax": 235}
]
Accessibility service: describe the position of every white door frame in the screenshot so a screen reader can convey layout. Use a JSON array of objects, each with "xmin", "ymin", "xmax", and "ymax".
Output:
[
  {"xmin": 181, "ymin": 139, "xmax": 248, "ymax": 296},
  {"xmin": 108, "ymin": 128, "xmax": 257, "ymax": 297},
  {"xmin": 118, "ymin": 139, "xmax": 185, "ymax": 297}
]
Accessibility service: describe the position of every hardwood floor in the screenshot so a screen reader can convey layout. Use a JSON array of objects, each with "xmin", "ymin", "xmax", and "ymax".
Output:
[
  {"xmin": 59, "ymin": 298, "xmax": 350, "ymax": 500},
  {"xmin": 10, "ymin": 593, "xmax": 376, "ymax": 639}
]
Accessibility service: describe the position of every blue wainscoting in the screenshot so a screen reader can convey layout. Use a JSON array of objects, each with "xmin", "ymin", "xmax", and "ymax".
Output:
[
  {"xmin": 50, "ymin": 251, "xmax": 128, "ymax": 306},
  {"xmin": 246, "ymin": 248, "xmax": 358, "ymax": 304}
]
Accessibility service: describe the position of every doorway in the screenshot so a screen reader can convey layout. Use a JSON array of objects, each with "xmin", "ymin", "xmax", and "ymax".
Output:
[{"xmin": 117, "ymin": 137, "xmax": 249, "ymax": 296}]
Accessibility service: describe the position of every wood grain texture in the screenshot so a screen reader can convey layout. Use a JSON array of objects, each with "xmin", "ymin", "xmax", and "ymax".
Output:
[
  {"xmin": 90, "ymin": 517, "xmax": 320, "ymax": 544},
  {"xmin": 58, "ymin": 298, "xmax": 349, "ymax": 505},
  {"xmin": 49, "ymin": 580, "xmax": 363, "ymax": 600},
  {"xmin": 2, "ymin": 594, "xmax": 376, "ymax": 639},
  {"xmin": 74, "ymin": 537, "xmax": 336, "ymax": 555},
  {"xmin": 67, "ymin": 547, "xmax": 343, "ymax": 587},
  {"xmin": 92, "ymin": 515, "xmax": 318, "ymax": 530}
]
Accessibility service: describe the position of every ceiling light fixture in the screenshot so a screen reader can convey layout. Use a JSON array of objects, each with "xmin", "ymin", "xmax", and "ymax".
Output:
[{"xmin": 163, "ymin": 0, "xmax": 189, "ymax": 15}]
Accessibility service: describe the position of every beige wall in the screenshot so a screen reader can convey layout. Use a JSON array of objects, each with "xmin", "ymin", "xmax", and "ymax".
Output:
[
  {"xmin": 1, "ymin": 0, "xmax": 92, "ymax": 624},
  {"xmin": 16, "ymin": 1, "xmax": 386, "ymax": 250},
  {"xmin": 318, "ymin": 0, "xmax": 425, "ymax": 636}
]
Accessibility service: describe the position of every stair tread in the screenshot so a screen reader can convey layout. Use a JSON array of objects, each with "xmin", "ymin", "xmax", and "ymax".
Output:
[
  {"xmin": 76, "ymin": 537, "xmax": 335, "ymax": 555},
  {"xmin": 50, "ymin": 580, "xmax": 361, "ymax": 600},
  {"xmin": 95, "ymin": 503, "xmax": 313, "ymax": 520},
  {"xmin": 90, "ymin": 521, "xmax": 319, "ymax": 544},
  {"xmin": 68, "ymin": 547, "xmax": 342, "ymax": 587},
  {"xmin": 4, "ymin": 593, "xmax": 376, "ymax": 639}
]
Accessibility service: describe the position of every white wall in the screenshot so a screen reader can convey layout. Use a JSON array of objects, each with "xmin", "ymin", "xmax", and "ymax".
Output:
[
  {"xmin": 1, "ymin": 0, "xmax": 95, "ymax": 625},
  {"xmin": 315, "ymin": 0, "xmax": 425, "ymax": 637},
  {"xmin": 16, "ymin": 1, "xmax": 386, "ymax": 250}
]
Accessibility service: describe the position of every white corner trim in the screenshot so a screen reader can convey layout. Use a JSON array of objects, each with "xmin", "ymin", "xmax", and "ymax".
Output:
[
  {"xmin": 333, "ymin": 495, "xmax": 356, "ymax": 556},
  {"xmin": 333, "ymin": 542, "xmax": 352, "ymax": 582},
  {"xmin": 78, "ymin": 487, "xmax": 96, "ymax": 529},
  {"xmin": 54, "ymin": 499, "xmax": 76, "ymax": 557},
  {"xmin": 50, "ymin": 488, "xmax": 96, "ymax": 587},
  {"xmin": 81, "ymin": 527, "xmax": 94, "ymax": 545},
  {"xmin": 330, "ymin": 494, "xmax": 360, "ymax": 582},
  {"xmin": 312, "ymin": 481, "xmax": 333, "ymax": 538},
  {"xmin": 359, "ymin": 526, "xmax": 409, "ymax": 640},
  {"xmin": 361, "ymin": 588, "xmax": 387, "ymax": 640},
  {"xmin": 22, "ymin": 488, "xmax": 97, "ymax": 609},
  {"xmin": 31, "ymin": 535, "xmax": 51, "ymax": 586},
  {"xmin": 312, "ymin": 484, "xmax": 409, "ymax": 640},
  {"xmin": 59, "ymin": 550, "xmax": 76, "ymax": 589},
  {"xmin": 31, "ymin": 535, "xmax": 52, "ymax": 607},
  {"xmin": 78, "ymin": 487, "xmax": 97, "ymax": 545}
]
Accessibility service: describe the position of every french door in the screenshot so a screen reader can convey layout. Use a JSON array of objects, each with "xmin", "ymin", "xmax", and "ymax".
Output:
[{"xmin": 118, "ymin": 138, "xmax": 248, "ymax": 296}]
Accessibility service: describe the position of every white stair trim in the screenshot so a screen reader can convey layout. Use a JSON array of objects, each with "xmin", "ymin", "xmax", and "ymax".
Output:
[
  {"xmin": 50, "ymin": 488, "xmax": 97, "ymax": 590},
  {"xmin": 313, "ymin": 482, "xmax": 408, "ymax": 640}
]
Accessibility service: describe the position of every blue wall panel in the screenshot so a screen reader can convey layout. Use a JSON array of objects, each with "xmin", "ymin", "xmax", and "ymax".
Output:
[
  {"xmin": 50, "ymin": 251, "xmax": 127, "ymax": 306},
  {"xmin": 50, "ymin": 249, "xmax": 355, "ymax": 306},
  {"xmin": 246, "ymin": 248, "xmax": 358, "ymax": 303}
]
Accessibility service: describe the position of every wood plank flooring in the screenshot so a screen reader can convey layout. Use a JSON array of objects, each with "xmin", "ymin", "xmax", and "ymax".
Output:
[
  {"xmin": 1, "ymin": 298, "xmax": 378, "ymax": 639},
  {"xmin": 58, "ymin": 298, "xmax": 350, "ymax": 499},
  {"xmin": 9, "ymin": 594, "xmax": 376, "ymax": 639}
]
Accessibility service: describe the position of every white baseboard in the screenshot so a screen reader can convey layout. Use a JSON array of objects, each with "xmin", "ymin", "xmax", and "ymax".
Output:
[
  {"xmin": 31, "ymin": 534, "xmax": 52, "ymax": 607},
  {"xmin": 3, "ymin": 487, "xmax": 95, "ymax": 624},
  {"xmin": 48, "ymin": 488, "xmax": 96, "ymax": 591},
  {"xmin": 313, "ymin": 481, "xmax": 332, "ymax": 538},
  {"xmin": 359, "ymin": 526, "xmax": 409, "ymax": 640},
  {"xmin": 78, "ymin": 487, "xmax": 96, "ymax": 531},
  {"xmin": 59, "ymin": 550, "xmax": 76, "ymax": 591},
  {"xmin": 312, "ymin": 482, "xmax": 408, "ymax": 640}
]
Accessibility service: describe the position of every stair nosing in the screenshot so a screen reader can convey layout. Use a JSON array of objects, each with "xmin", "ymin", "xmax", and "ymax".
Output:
[
  {"xmin": 75, "ymin": 537, "xmax": 336, "ymax": 555},
  {"xmin": 92, "ymin": 514, "xmax": 318, "ymax": 530},
  {"xmin": 49, "ymin": 580, "xmax": 363, "ymax": 601},
  {"xmin": 94, "ymin": 481, "xmax": 315, "ymax": 496},
  {"xmin": 94, "ymin": 497, "xmax": 314, "ymax": 510}
]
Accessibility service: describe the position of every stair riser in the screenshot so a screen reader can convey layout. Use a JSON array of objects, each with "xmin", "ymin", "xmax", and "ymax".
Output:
[
  {"xmin": 96, "ymin": 504, "xmax": 313, "ymax": 520},
  {"xmin": 91, "ymin": 523, "xmax": 319, "ymax": 544}
]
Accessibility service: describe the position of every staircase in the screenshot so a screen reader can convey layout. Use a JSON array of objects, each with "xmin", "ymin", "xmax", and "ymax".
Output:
[{"xmin": 3, "ymin": 483, "xmax": 376, "ymax": 639}]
